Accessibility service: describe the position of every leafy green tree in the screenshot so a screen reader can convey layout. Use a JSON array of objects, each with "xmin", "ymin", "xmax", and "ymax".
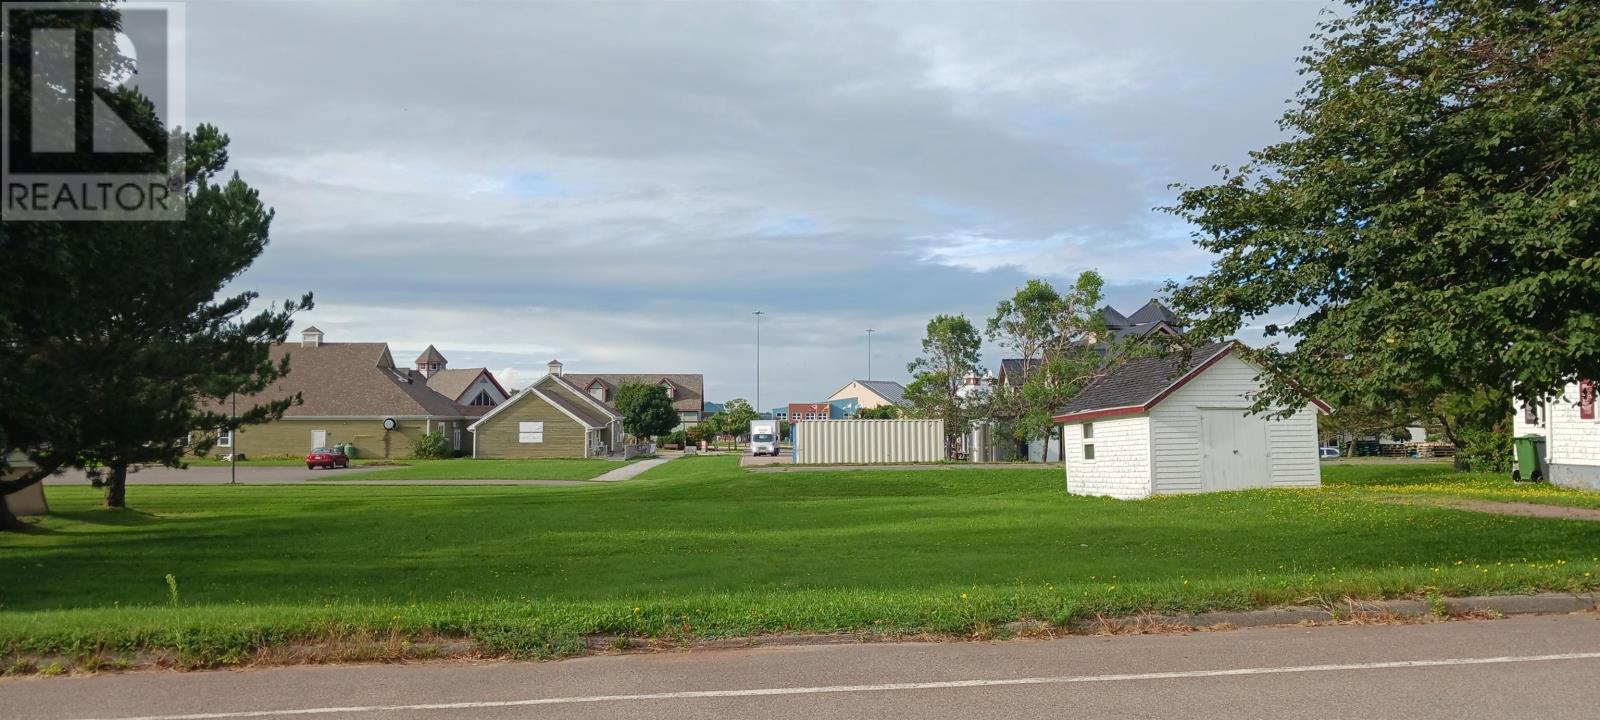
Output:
[
  {"xmin": 855, "ymin": 405, "xmax": 903, "ymax": 420},
  {"xmin": 716, "ymin": 398, "xmax": 758, "ymax": 443},
  {"xmin": 1165, "ymin": 0, "xmax": 1600, "ymax": 422},
  {"xmin": 988, "ymin": 272, "xmax": 1112, "ymax": 444},
  {"xmin": 614, "ymin": 382, "xmax": 678, "ymax": 442},
  {"xmin": 905, "ymin": 314, "xmax": 983, "ymax": 456},
  {"xmin": 0, "ymin": 2, "xmax": 311, "ymax": 521}
]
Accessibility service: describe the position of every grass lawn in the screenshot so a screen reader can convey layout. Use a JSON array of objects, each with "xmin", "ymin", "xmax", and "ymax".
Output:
[
  {"xmin": 318, "ymin": 458, "xmax": 630, "ymax": 482},
  {"xmin": 3, "ymin": 457, "xmax": 1597, "ymax": 668}
]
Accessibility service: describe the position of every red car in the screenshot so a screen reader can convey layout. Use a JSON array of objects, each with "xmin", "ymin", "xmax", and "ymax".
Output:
[{"xmin": 305, "ymin": 446, "xmax": 349, "ymax": 470}]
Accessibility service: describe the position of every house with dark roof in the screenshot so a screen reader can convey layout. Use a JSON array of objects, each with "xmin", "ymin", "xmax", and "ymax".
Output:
[
  {"xmin": 467, "ymin": 371, "xmax": 626, "ymax": 459},
  {"xmin": 1052, "ymin": 341, "xmax": 1330, "ymax": 499},
  {"xmin": 200, "ymin": 328, "xmax": 505, "ymax": 460},
  {"xmin": 549, "ymin": 360, "xmax": 706, "ymax": 430},
  {"xmin": 826, "ymin": 379, "xmax": 908, "ymax": 410}
]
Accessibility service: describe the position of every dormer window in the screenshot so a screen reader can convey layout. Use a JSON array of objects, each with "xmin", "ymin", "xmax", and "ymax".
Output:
[
  {"xmin": 588, "ymin": 380, "xmax": 608, "ymax": 402},
  {"xmin": 659, "ymin": 380, "xmax": 675, "ymax": 399}
]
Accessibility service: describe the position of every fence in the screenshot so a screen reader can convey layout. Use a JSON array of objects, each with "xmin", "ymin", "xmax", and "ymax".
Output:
[{"xmin": 792, "ymin": 419, "xmax": 945, "ymax": 465}]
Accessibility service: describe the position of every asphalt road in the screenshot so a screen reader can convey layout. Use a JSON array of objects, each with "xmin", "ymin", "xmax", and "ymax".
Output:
[
  {"xmin": 5, "ymin": 614, "xmax": 1598, "ymax": 720},
  {"xmin": 43, "ymin": 465, "xmax": 386, "ymax": 485}
]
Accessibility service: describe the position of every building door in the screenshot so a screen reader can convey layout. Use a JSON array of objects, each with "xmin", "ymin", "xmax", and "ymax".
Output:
[
  {"xmin": 311, "ymin": 429, "xmax": 327, "ymax": 449},
  {"xmin": 1200, "ymin": 409, "xmax": 1268, "ymax": 491}
]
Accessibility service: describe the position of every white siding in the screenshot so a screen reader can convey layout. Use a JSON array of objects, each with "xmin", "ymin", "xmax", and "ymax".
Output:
[
  {"xmin": 793, "ymin": 419, "xmax": 944, "ymax": 464},
  {"xmin": 1063, "ymin": 415, "xmax": 1152, "ymax": 499},
  {"xmin": 1545, "ymin": 383, "xmax": 1600, "ymax": 469},
  {"xmin": 1148, "ymin": 354, "xmax": 1320, "ymax": 493}
]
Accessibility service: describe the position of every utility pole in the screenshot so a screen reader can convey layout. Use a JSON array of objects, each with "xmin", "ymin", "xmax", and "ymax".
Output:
[
  {"xmin": 866, "ymin": 328, "xmax": 875, "ymax": 381},
  {"xmin": 229, "ymin": 391, "xmax": 237, "ymax": 485},
  {"xmin": 753, "ymin": 310, "xmax": 764, "ymax": 416}
]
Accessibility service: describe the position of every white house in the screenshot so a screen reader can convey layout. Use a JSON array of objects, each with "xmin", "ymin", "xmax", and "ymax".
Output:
[
  {"xmin": 1052, "ymin": 341, "xmax": 1330, "ymax": 499},
  {"xmin": 1511, "ymin": 380, "xmax": 1598, "ymax": 490}
]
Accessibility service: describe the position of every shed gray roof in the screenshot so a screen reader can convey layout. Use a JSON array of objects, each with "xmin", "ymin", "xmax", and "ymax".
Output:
[{"xmin": 1056, "ymin": 342, "xmax": 1233, "ymax": 417}]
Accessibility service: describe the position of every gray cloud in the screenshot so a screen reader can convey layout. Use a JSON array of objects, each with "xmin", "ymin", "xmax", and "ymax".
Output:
[{"xmin": 190, "ymin": 0, "xmax": 1330, "ymax": 404}]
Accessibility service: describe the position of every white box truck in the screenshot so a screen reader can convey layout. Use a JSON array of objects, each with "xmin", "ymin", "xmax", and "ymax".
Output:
[{"xmin": 749, "ymin": 419, "xmax": 780, "ymax": 456}]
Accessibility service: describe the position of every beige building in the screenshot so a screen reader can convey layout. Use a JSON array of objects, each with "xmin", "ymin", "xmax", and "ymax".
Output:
[
  {"xmin": 200, "ymin": 328, "xmax": 504, "ymax": 460},
  {"xmin": 827, "ymin": 379, "xmax": 908, "ymax": 410},
  {"xmin": 556, "ymin": 360, "xmax": 706, "ymax": 429},
  {"xmin": 469, "ymin": 372, "xmax": 624, "ymax": 458}
]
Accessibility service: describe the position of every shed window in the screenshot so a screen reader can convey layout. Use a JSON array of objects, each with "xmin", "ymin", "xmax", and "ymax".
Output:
[
  {"xmin": 518, "ymin": 421, "xmax": 544, "ymax": 444},
  {"xmin": 216, "ymin": 428, "xmax": 233, "ymax": 448},
  {"xmin": 1082, "ymin": 422, "xmax": 1094, "ymax": 440},
  {"xmin": 1083, "ymin": 443, "xmax": 1095, "ymax": 460}
]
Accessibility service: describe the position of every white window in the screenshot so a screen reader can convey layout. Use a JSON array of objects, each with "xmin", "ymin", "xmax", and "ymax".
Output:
[
  {"xmin": 1082, "ymin": 422, "xmax": 1094, "ymax": 440},
  {"xmin": 470, "ymin": 389, "xmax": 496, "ymax": 406},
  {"xmin": 679, "ymin": 411, "xmax": 698, "ymax": 422},
  {"xmin": 518, "ymin": 421, "xmax": 544, "ymax": 444},
  {"xmin": 590, "ymin": 385, "xmax": 607, "ymax": 402},
  {"xmin": 216, "ymin": 428, "xmax": 232, "ymax": 448}
]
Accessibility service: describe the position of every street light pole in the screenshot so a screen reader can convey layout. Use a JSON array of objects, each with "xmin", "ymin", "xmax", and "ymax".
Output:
[
  {"xmin": 229, "ymin": 391, "xmax": 237, "ymax": 485},
  {"xmin": 866, "ymin": 328, "xmax": 875, "ymax": 381},
  {"xmin": 753, "ymin": 310, "xmax": 764, "ymax": 416}
]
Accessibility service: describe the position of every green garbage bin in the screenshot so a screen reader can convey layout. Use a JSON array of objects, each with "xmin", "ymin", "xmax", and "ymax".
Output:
[
  {"xmin": 1513, "ymin": 434, "xmax": 1544, "ymax": 482},
  {"xmin": 343, "ymin": 443, "xmax": 356, "ymax": 459}
]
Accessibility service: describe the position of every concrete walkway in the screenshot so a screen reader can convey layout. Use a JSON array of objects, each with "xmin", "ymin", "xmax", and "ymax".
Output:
[{"xmin": 591, "ymin": 455, "xmax": 675, "ymax": 482}]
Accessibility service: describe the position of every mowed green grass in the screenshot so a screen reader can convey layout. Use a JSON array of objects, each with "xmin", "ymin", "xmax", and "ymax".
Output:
[{"xmin": 2, "ymin": 458, "xmax": 1597, "ymax": 665}]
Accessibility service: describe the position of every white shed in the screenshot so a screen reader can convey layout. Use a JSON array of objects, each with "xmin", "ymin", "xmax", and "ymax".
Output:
[
  {"xmin": 1511, "ymin": 380, "xmax": 1598, "ymax": 490},
  {"xmin": 1053, "ymin": 341, "xmax": 1329, "ymax": 499}
]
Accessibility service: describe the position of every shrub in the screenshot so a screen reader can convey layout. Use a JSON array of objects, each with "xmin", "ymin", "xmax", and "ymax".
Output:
[
  {"xmin": 411, "ymin": 431, "xmax": 453, "ymax": 460},
  {"xmin": 1457, "ymin": 426, "xmax": 1510, "ymax": 473}
]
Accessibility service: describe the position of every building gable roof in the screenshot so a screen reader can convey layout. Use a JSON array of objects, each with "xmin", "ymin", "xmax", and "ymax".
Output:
[
  {"xmin": 1127, "ymin": 299, "xmax": 1180, "ymax": 326},
  {"xmin": 857, "ymin": 379, "xmax": 908, "ymax": 406},
  {"xmin": 558, "ymin": 372, "xmax": 704, "ymax": 413},
  {"xmin": 1053, "ymin": 341, "xmax": 1331, "ymax": 422},
  {"xmin": 998, "ymin": 359, "xmax": 1043, "ymax": 387},
  {"xmin": 218, "ymin": 342, "xmax": 466, "ymax": 418},
  {"xmin": 425, "ymin": 368, "xmax": 506, "ymax": 403},
  {"xmin": 467, "ymin": 373, "xmax": 624, "ymax": 431},
  {"xmin": 415, "ymin": 345, "xmax": 447, "ymax": 365}
]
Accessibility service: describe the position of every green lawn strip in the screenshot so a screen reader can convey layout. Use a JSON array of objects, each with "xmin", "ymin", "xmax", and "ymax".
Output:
[
  {"xmin": 319, "ymin": 458, "xmax": 629, "ymax": 481},
  {"xmin": 3, "ymin": 456, "xmax": 1597, "ymax": 668},
  {"xmin": 1322, "ymin": 463, "xmax": 1600, "ymax": 510}
]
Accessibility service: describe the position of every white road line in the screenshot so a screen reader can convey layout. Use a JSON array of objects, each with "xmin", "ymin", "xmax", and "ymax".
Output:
[{"xmin": 65, "ymin": 651, "xmax": 1600, "ymax": 720}]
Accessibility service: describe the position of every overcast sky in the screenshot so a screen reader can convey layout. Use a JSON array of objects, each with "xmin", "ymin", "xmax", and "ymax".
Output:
[{"xmin": 192, "ymin": 0, "xmax": 1330, "ymax": 407}]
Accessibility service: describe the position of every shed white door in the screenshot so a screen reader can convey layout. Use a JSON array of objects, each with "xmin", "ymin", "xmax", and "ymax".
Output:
[
  {"xmin": 1200, "ymin": 409, "xmax": 1268, "ymax": 491},
  {"xmin": 311, "ymin": 430, "xmax": 327, "ymax": 449}
]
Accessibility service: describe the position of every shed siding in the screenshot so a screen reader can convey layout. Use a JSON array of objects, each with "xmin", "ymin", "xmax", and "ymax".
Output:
[
  {"xmin": 1147, "ymin": 354, "xmax": 1319, "ymax": 492},
  {"xmin": 1545, "ymin": 384, "xmax": 1600, "ymax": 468},
  {"xmin": 793, "ymin": 419, "xmax": 943, "ymax": 464},
  {"xmin": 1063, "ymin": 415, "xmax": 1151, "ymax": 499},
  {"xmin": 472, "ymin": 393, "xmax": 588, "ymax": 459}
]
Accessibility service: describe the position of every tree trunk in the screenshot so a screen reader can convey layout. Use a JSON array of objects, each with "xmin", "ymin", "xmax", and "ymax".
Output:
[
  {"xmin": 103, "ymin": 463, "xmax": 128, "ymax": 508},
  {"xmin": 0, "ymin": 497, "xmax": 22, "ymax": 531},
  {"xmin": 1453, "ymin": 439, "xmax": 1470, "ymax": 472}
]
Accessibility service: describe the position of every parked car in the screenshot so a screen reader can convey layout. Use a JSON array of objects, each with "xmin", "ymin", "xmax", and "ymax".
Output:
[
  {"xmin": 1319, "ymin": 446, "xmax": 1342, "ymax": 460},
  {"xmin": 306, "ymin": 446, "xmax": 350, "ymax": 469}
]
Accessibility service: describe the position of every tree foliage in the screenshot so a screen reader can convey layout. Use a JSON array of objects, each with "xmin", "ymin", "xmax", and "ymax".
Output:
[
  {"xmin": 0, "ymin": 1, "xmax": 310, "ymax": 519},
  {"xmin": 614, "ymin": 382, "xmax": 678, "ymax": 441},
  {"xmin": 855, "ymin": 405, "xmax": 903, "ymax": 420},
  {"xmin": 905, "ymin": 315, "xmax": 983, "ymax": 455},
  {"xmin": 1165, "ymin": 0, "xmax": 1600, "ymax": 419},
  {"xmin": 988, "ymin": 272, "xmax": 1114, "ymax": 442}
]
